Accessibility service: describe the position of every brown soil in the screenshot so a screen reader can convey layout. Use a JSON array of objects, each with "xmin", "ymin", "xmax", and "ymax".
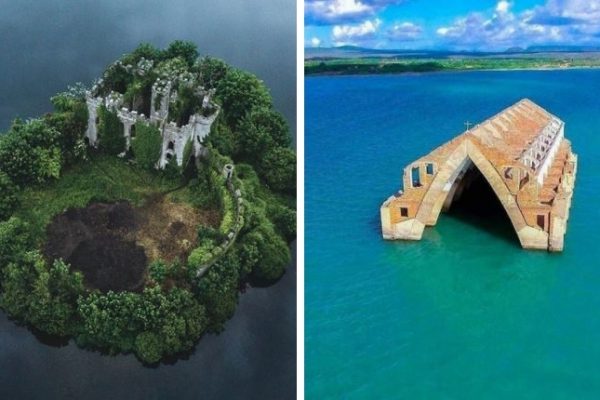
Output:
[{"xmin": 43, "ymin": 197, "xmax": 219, "ymax": 292}]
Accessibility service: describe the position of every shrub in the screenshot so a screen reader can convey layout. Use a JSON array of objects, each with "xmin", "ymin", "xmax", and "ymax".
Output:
[
  {"xmin": 259, "ymin": 147, "xmax": 296, "ymax": 194},
  {"xmin": 268, "ymin": 203, "xmax": 296, "ymax": 243},
  {"xmin": 46, "ymin": 93, "xmax": 89, "ymax": 164},
  {"xmin": 188, "ymin": 240, "xmax": 216, "ymax": 269},
  {"xmin": 149, "ymin": 260, "xmax": 168, "ymax": 283},
  {"xmin": 197, "ymin": 225, "xmax": 225, "ymax": 242},
  {"xmin": 237, "ymin": 108, "xmax": 290, "ymax": 162},
  {"xmin": 0, "ymin": 172, "xmax": 18, "ymax": 221},
  {"xmin": 162, "ymin": 156, "xmax": 182, "ymax": 179},
  {"xmin": 217, "ymin": 69, "xmax": 271, "ymax": 129},
  {"xmin": 135, "ymin": 332, "xmax": 163, "ymax": 364},
  {"xmin": 0, "ymin": 253, "xmax": 84, "ymax": 336},
  {"xmin": 161, "ymin": 40, "xmax": 198, "ymax": 67},
  {"xmin": 196, "ymin": 252, "xmax": 240, "ymax": 332},
  {"xmin": 131, "ymin": 122, "xmax": 162, "ymax": 169},
  {"xmin": 219, "ymin": 188, "xmax": 236, "ymax": 234},
  {"xmin": 206, "ymin": 116, "xmax": 237, "ymax": 157},
  {"xmin": 195, "ymin": 56, "xmax": 230, "ymax": 89},
  {"xmin": 0, "ymin": 217, "xmax": 31, "ymax": 271},
  {"xmin": 0, "ymin": 119, "xmax": 62, "ymax": 185},
  {"xmin": 242, "ymin": 225, "xmax": 290, "ymax": 281},
  {"xmin": 98, "ymin": 105, "xmax": 125, "ymax": 155}
]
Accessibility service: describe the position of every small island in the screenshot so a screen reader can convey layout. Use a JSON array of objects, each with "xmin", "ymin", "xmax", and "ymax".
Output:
[{"xmin": 0, "ymin": 41, "xmax": 296, "ymax": 364}]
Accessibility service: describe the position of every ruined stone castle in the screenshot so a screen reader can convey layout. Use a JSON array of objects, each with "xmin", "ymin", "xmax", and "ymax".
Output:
[
  {"xmin": 85, "ymin": 57, "xmax": 219, "ymax": 168},
  {"xmin": 380, "ymin": 99, "xmax": 577, "ymax": 252}
]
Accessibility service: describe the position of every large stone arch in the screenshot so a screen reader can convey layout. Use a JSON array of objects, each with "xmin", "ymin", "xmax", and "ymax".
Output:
[{"xmin": 413, "ymin": 139, "xmax": 548, "ymax": 248}]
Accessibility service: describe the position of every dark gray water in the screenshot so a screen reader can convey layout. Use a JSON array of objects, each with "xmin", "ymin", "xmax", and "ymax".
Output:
[
  {"xmin": 0, "ymin": 1, "xmax": 296, "ymax": 398},
  {"xmin": 0, "ymin": 0, "xmax": 296, "ymax": 134}
]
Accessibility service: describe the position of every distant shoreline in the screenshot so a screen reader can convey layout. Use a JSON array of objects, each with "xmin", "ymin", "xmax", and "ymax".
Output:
[{"xmin": 305, "ymin": 61, "xmax": 600, "ymax": 77}]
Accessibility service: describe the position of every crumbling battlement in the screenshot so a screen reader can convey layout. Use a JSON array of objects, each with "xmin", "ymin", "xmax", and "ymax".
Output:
[
  {"xmin": 85, "ymin": 68, "xmax": 219, "ymax": 169},
  {"xmin": 380, "ymin": 99, "xmax": 577, "ymax": 252}
]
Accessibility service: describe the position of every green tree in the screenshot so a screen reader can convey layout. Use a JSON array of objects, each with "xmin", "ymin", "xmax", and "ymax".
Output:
[
  {"xmin": 162, "ymin": 40, "xmax": 199, "ymax": 66},
  {"xmin": 0, "ymin": 217, "xmax": 31, "ymax": 272},
  {"xmin": 239, "ymin": 108, "xmax": 290, "ymax": 153},
  {"xmin": 100, "ymin": 63, "xmax": 133, "ymax": 95},
  {"xmin": 77, "ymin": 290, "xmax": 140, "ymax": 353},
  {"xmin": 268, "ymin": 203, "xmax": 296, "ymax": 243},
  {"xmin": 46, "ymin": 93, "xmax": 89, "ymax": 164},
  {"xmin": 126, "ymin": 43, "xmax": 161, "ymax": 63},
  {"xmin": 149, "ymin": 260, "xmax": 167, "ymax": 283},
  {"xmin": 0, "ymin": 253, "xmax": 84, "ymax": 336},
  {"xmin": 259, "ymin": 147, "xmax": 296, "ymax": 194},
  {"xmin": 206, "ymin": 117, "xmax": 237, "ymax": 156},
  {"xmin": 242, "ymin": 225, "xmax": 290, "ymax": 281},
  {"xmin": 196, "ymin": 252, "xmax": 240, "ymax": 332},
  {"xmin": 236, "ymin": 108, "xmax": 290, "ymax": 163},
  {"xmin": 0, "ymin": 119, "xmax": 62, "ymax": 185},
  {"xmin": 77, "ymin": 286, "xmax": 207, "ymax": 361},
  {"xmin": 0, "ymin": 172, "xmax": 18, "ymax": 221},
  {"xmin": 97, "ymin": 106, "xmax": 125, "ymax": 155},
  {"xmin": 195, "ymin": 56, "xmax": 230, "ymax": 89},
  {"xmin": 135, "ymin": 331, "xmax": 163, "ymax": 364},
  {"xmin": 217, "ymin": 69, "xmax": 272, "ymax": 128},
  {"xmin": 131, "ymin": 122, "xmax": 162, "ymax": 169}
]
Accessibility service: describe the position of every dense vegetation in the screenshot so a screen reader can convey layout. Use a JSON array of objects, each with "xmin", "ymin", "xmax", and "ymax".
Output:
[
  {"xmin": 0, "ymin": 41, "xmax": 295, "ymax": 364},
  {"xmin": 305, "ymin": 56, "xmax": 600, "ymax": 75}
]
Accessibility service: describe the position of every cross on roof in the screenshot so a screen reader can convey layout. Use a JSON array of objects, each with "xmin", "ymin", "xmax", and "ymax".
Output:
[{"xmin": 464, "ymin": 121, "xmax": 473, "ymax": 131}]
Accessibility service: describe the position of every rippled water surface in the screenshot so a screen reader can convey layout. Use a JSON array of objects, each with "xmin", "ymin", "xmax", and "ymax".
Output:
[{"xmin": 306, "ymin": 70, "xmax": 600, "ymax": 399}]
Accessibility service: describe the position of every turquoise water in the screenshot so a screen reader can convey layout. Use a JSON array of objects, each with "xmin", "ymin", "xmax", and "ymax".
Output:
[{"xmin": 305, "ymin": 70, "xmax": 600, "ymax": 399}]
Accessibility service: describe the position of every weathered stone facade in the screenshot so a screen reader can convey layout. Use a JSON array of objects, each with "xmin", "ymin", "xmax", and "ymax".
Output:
[
  {"xmin": 85, "ymin": 72, "xmax": 218, "ymax": 169},
  {"xmin": 380, "ymin": 99, "xmax": 577, "ymax": 252}
]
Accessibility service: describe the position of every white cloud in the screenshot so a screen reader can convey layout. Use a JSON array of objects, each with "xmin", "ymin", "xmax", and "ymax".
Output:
[
  {"xmin": 305, "ymin": 0, "xmax": 405, "ymax": 25},
  {"xmin": 306, "ymin": 0, "xmax": 374, "ymax": 24},
  {"xmin": 496, "ymin": 0, "xmax": 511, "ymax": 14},
  {"xmin": 310, "ymin": 37, "xmax": 322, "ymax": 47},
  {"xmin": 435, "ymin": 0, "xmax": 600, "ymax": 49},
  {"xmin": 388, "ymin": 22, "xmax": 423, "ymax": 40},
  {"xmin": 332, "ymin": 18, "xmax": 382, "ymax": 44},
  {"xmin": 436, "ymin": 27, "xmax": 449, "ymax": 36}
]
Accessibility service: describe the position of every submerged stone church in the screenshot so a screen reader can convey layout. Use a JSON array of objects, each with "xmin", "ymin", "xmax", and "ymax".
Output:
[{"xmin": 380, "ymin": 99, "xmax": 577, "ymax": 252}]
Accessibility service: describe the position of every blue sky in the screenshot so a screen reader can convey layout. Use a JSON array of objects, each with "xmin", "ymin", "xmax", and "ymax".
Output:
[{"xmin": 305, "ymin": 0, "xmax": 600, "ymax": 50}]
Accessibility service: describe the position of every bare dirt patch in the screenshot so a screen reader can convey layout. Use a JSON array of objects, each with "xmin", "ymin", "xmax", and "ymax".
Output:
[{"xmin": 43, "ymin": 196, "xmax": 218, "ymax": 292}]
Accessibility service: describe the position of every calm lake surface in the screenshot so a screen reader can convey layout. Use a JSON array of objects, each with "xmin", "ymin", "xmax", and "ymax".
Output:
[
  {"xmin": 0, "ymin": 1, "xmax": 296, "ymax": 399},
  {"xmin": 306, "ymin": 70, "xmax": 600, "ymax": 399}
]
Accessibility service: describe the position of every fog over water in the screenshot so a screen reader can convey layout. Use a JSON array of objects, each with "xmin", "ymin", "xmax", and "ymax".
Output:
[{"xmin": 0, "ymin": 1, "xmax": 296, "ymax": 398}]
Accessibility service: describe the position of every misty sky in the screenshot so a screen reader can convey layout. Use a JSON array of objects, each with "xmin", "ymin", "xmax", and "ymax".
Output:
[
  {"xmin": 0, "ymin": 0, "xmax": 296, "ymax": 132},
  {"xmin": 305, "ymin": 0, "xmax": 600, "ymax": 50}
]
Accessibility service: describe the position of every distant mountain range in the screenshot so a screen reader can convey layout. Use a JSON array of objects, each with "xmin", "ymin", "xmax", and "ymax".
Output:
[{"xmin": 305, "ymin": 45, "xmax": 600, "ymax": 60}]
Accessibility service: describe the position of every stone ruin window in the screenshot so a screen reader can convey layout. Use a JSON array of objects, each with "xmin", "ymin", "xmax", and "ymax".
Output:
[
  {"xmin": 536, "ymin": 214, "xmax": 545, "ymax": 230},
  {"xmin": 400, "ymin": 207, "xmax": 408, "ymax": 217},
  {"xmin": 168, "ymin": 141, "xmax": 175, "ymax": 151},
  {"xmin": 426, "ymin": 163, "xmax": 434, "ymax": 175},
  {"xmin": 130, "ymin": 124, "xmax": 136, "ymax": 138},
  {"xmin": 411, "ymin": 167, "xmax": 422, "ymax": 187},
  {"xmin": 95, "ymin": 116, "xmax": 100, "ymax": 125}
]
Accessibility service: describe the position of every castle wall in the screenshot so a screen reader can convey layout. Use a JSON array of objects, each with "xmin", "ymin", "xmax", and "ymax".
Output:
[{"xmin": 85, "ymin": 75, "xmax": 218, "ymax": 169}]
